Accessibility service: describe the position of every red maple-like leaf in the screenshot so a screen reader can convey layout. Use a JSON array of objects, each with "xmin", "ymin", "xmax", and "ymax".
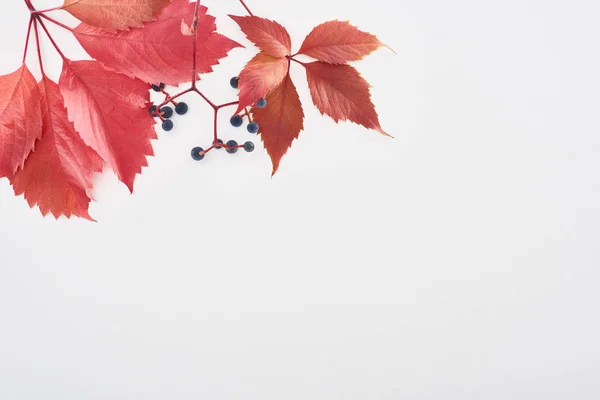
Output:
[
  {"xmin": 305, "ymin": 61, "xmax": 388, "ymax": 136},
  {"xmin": 229, "ymin": 15, "xmax": 291, "ymax": 58},
  {"xmin": 0, "ymin": 64, "xmax": 43, "ymax": 179},
  {"xmin": 252, "ymin": 73, "xmax": 304, "ymax": 175},
  {"xmin": 12, "ymin": 77, "xmax": 102, "ymax": 221},
  {"xmin": 62, "ymin": 0, "xmax": 171, "ymax": 33},
  {"xmin": 73, "ymin": 0, "xmax": 242, "ymax": 86},
  {"xmin": 235, "ymin": 52, "xmax": 290, "ymax": 115},
  {"xmin": 298, "ymin": 20, "xmax": 385, "ymax": 64},
  {"xmin": 59, "ymin": 60, "xmax": 156, "ymax": 192}
]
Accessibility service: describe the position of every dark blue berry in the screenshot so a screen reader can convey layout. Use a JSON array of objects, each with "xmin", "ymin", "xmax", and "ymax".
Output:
[
  {"xmin": 162, "ymin": 119, "xmax": 174, "ymax": 131},
  {"xmin": 160, "ymin": 106, "xmax": 173, "ymax": 119},
  {"xmin": 244, "ymin": 141, "xmax": 255, "ymax": 152},
  {"xmin": 230, "ymin": 76, "xmax": 239, "ymax": 89},
  {"xmin": 256, "ymin": 98, "xmax": 267, "ymax": 108},
  {"xmin": 148, "ymin": 105, "xmax": 158, "ymax": 116},
  {"xmin": 191, "ymin": 147, "xmax": 205, "ymax": 161},
  {"xmin": 230, "ymin": 115, "xmax": 243, "ymax": 127},
  {"xmin": 226, "ymin": 140, "xmax": 238, "ymax": 154},
  {"xmin": 215, "ymin": 139, "xmax": 224, "ymax": 149},
  {"xmin": 175, "ymin": 102, "xmax": 188, "ymax": 115},
  {"xmin": 152, "ymin": 83, "xmax": 165, "ymax": 92},
  {"xmin": 247, "ymin": 122, "xmax": 259, "ymax": 134}
]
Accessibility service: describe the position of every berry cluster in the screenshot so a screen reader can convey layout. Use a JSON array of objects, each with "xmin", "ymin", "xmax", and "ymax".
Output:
[
  {"xmin": 146, "ymin": 77, "xmax": 267, "ymax": 162},
  {"xmin": 191, "ymin": 140, "xmax": 254, "ymax": 161},
  {"xmin": 189, "ymin": 76, "xmax": 265, "ymax": 161},
  {"xmin": 149, "ymin": 83, "xmax": 189, "ymax": 132}
]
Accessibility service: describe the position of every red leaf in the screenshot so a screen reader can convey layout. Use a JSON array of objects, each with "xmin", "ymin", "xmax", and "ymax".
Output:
[
  {"xmin": 299, "ymin": 20, "xmax": 384, "ymax": 64},
  {"xmin": 12, "ymin": 77, "xmax": 102, "ymax": 221},
  {"xmin": 229, "ymin": 15, "xmax": 291, "ymax": 58},
  {"xmin": 235, "ymin": 52, "xmax": 290, "ymax": 115},
  {"xmin": 0, "ymin": 64, "xmax": 43, "ymax": 179},
  {"xmin": 252, "ymin": 73, "xmax": 304, "ymax": 175},
  {"xmin": 305, "ymin": 61, "xmax": 388, "ymax": 136},
  {"xmin": 59, "ymin": 60, "xmax": 156, "ymax": 192},
  {"xmin": 62, "ymin": 0, "xmax": 171, "ymax": 32},
  {"xmin": 73, "ymin": 0, "xmax": 242, "ymax": 86}
]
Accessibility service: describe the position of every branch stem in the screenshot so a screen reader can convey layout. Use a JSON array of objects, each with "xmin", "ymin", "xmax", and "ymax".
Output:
[
  {"xmin": 33, "ymin": 19, "xmax": 45, "ymax": 76},
  {"xmin": 288, "ymin": 57, "xmax": 307, "ymax": 67},
  {"xmin": 22, "ymin": 16, "xmax": 34, "ymax": 64},
  {"xmin": 39, "ymin": 14, "xmax": 73, "ymax": 32},
  {"xmin": 194, "ymin": 88, "xmax": 217, "ymax": 109},
  {"xmin": 32, "ymin": 6, "xmax": 63, "ymax": 14},
  {"xmin": 23, "ymin": 0, "xmax": 34, "ymax": 12},
  {"xmin": 216, "ymin": 101, "xmax": 239, "ymax": 110},
  {"xmin": 239, "ymin": 0, "xmax": 254, "ymax": 16},
  {"xmin": 213, "ymin": 109, "xmax": 218, "ymax": 142},
  {"xmin": 36, "ymin": 16, "xmax": 67, "ymax": 60}
]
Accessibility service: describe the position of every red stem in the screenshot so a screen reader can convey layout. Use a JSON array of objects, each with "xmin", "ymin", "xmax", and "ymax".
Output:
[
  {"xmin": 32, "ymin": 5, "xmax": 63, "ymax": 14},
  {"xmin": 23, "ymin": 0, "xmax": 34, "ymax": 11},
  {"xmin": 289, "ymin": 57, "xmax": 306, "ymax": 67},
  {"xmin": 194, "ymin": 88, "xmax": 217, "ymax": 109},
  {"xmin": 22, "ymin": 16, "xmax": 34, "ymax": 64},
  {"xmin": 213, "ymin": 109, "xmax": 218, "ymax": 142},
  {"xmin": 39, "ymin": 14, "xmax": 73, "ymax": 32},
  {"xmin": 32, "ymin": 19, "xmax": 45, "ymax": 76},
  {"xmin": 157, "ymin": 88, "xmax": 195, "ymax": 109},
  {"xmin": 242, "ymin": 107, "xmax": 253, "ymax": 123},
  {"xmin": 239, "ymin": 0, "xmax": 254, "ymax": 16},
  {"xmin": 36, "ymin": 16, "xmax": 67, "ymax": 60},
  {"xmin": 216, "ymin": 101, "xmax": 239, "ymax": 110}
]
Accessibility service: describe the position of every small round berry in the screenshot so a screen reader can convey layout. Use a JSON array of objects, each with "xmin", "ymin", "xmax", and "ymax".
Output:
[
  {"xmin": 175, "ymin": 102, "xmax": 188, "ymax": 115},
  {"xmin": 160, "ymin": 106, "xmax": 173, "ymax": 119},
  {"xmin": 256, "ymin": 98, "xmax": 267, "ymax": 108},
  {"xmin": 230, "ymin": 115, "xmax": 243, "ymax": 127},
  {"xmin": 162, "ymin": 119, "xmax": 174, "ymax": 131},
  {"xmin": 226, "ymin": 140, "xmax": 238, "ymax": 154},
  {"xmin": 247, "ymin": 122, "xmax": 259, "ymax": 134},
  {"xmin": 215, "ymin": 139, "xmax": 224, "ymax": 149},
  {"xmin": 230, "ymin": 76, "xmax": 239, "ymax": 89},
  {"xmin": 191, "ymin": 147, "xmax": 205, "ymax": 161},
  {"xmin": 148, "ymin": 105, "xmax": 158, "ymax": 116},
  {"xmin": 152, "ymin": 83, "xmax": 165, "ymax": 92},
  {"xmin": 244, "ymin": 141, "xmax": 255, "ymax": 152}
]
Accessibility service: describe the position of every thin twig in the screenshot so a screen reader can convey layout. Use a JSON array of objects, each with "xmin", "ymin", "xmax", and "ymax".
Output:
[
  {"xmin": 22, "ymin": 17, "xmax": 34, "ymax": 64},
  {"xmin": 239, "ymin": 0, "xmax": 254, "ymax": 16},
  {"xmin": 32, "ymin": 19, "xmax": 45, "ymax": 76},
  {"xmin": 36, "ymin": 16, "xmax": 67, "ymax": 60},
  {"xmin": 39, "ymin": 14, "xmax": 73, "ymax": 32}
]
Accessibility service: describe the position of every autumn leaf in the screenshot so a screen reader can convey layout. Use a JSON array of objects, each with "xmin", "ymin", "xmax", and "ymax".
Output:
[
  {"xmin": 229, "ymin": 15, "xmax": 291, "ymax": 58},
  {"xmin": 12, "ymin": 77, "xmax": 102, "ymax": 221},
  {"xmin": 298, "ymin": 20, "xmax": 384, "ymax": 64},
  {"xmin": 73, "ymin": 0, "xmax": 241, "ymax": 86},
  {"xmin": 235, "ymin": 53, "xmax": 290, "ymax": 115},
  {"xmin": 0, "ymin": 64, "xmax": 43, "ymax": 179},
  {"xmin": 62, "ymin": 0, "xmax": 172, "ymax": 33},
  {"xmin": 251, "ymin": 73, "xmax": 304, "ymax": 175},
  {"xmin": 305, "ymin": 61, "xmax": 388, "ymax": 136},
  {"xmin": 59, "ymin": 60, "xmax": 156, "ymax": 192}
]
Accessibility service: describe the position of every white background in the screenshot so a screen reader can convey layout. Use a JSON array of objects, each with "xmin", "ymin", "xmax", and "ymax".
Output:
[{"xmin": 1, "ymin": 0, "xmax": 599, "ymax": 398}]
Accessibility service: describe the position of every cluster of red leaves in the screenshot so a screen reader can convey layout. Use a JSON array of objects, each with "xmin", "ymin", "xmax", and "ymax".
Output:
[
  {"xmin": 1, "ymin": 0, "xmax": 388, "ymax": 220},
  {"xmin": 231, "ymin": 17, "xmax": 389, "ymax": 174},
  {"xmin": 1, "ymin": 0, "xmax": 238, "ymax": 220}
]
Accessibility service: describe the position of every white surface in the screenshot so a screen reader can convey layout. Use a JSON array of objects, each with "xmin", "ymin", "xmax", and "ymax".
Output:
[{"xmin": 1, "ymin": 0, "xmax": 599, "ymax": 398}]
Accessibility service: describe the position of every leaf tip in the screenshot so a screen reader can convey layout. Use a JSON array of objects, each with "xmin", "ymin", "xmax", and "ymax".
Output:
[
  {"xmin": 382, "ymin": 42, "xmax": 397, "ymax": 55},
  {"xmin": 377, "ymin": 126, "xmax": 393, "ymax": 138}
]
